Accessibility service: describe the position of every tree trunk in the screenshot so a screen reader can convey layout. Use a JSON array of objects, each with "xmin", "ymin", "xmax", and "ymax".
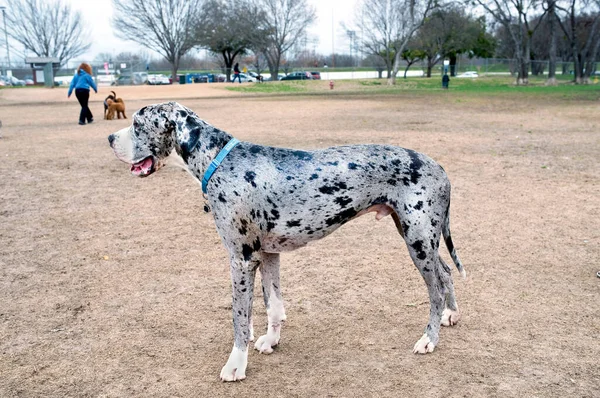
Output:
[
  {"xmin": 448, "ymin": 53, "xmax": 457, "ymax": 77},
  {"xmin": 171, "ymin": 57, "xmax": 179, "ymax": 85},
  {"xmin": 546, "ymin": 0, "xmax": 557, "ymax": 85}
]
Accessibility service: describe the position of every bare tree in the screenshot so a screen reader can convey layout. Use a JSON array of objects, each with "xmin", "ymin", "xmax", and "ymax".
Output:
[
  {"xmin": 544, "ymin": 0, "xmax": 559, "ymax": 84},
  {"xmin": 112, "ymin": 0, "xmax": 202, "ymax": 81},
  {"xmin": 249, "ymin": 0, "xmax": 317, "ymax": 80},
  {"xmin": 196, "ymin": 0, "xmax": 259, "ymax": 81},
  {"xmin": 355, "ymin": 0, "xmax": 436, "ymax": 85},
  {"xmin": 555, "ymin": 0, "xmax": 600, "ymax": 84},
  {"xmin": 473, "ymin": 0, "xmax": 547, "ymax": 85},
  {"xmin": 4, "ymin": 0, "xmax": 90, "ymax": 68}
]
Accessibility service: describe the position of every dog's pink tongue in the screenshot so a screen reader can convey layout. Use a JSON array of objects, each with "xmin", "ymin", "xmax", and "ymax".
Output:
[{"xmin": 131, "ymin": 157, "xmax": 152, "ymax": 175}]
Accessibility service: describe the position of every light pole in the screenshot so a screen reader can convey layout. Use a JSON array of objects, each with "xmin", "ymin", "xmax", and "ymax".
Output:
[{"xmin": 0, "ymin": 6, "xmax": 10, "ymax": 68}]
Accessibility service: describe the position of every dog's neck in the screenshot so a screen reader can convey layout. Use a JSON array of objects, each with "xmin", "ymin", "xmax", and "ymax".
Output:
[{"xmin": 174, "ymin": 114, "xmax": 233, "ymax": 183}]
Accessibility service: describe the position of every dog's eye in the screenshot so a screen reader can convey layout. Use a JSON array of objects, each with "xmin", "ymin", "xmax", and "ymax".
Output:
[{"xmin": 133, "ymin": 121, "xmax": 140, "ymax": 128}]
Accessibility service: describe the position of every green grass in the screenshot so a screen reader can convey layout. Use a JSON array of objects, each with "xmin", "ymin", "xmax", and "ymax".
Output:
[
  {"xmin": 226, "ymin": 80, "xmax": 310, "ymax": 93},
  {"xmin": 221, "ymin": 75, "xmax": 600, "ymax": 101}
]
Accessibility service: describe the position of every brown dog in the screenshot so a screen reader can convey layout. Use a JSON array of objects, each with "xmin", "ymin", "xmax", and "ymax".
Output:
[
  {"xmin": 106, "ymin": 96, "xmax": 127, "ymax": 120},
  {"xmin": 103, "ymin": 91, "xmax": 117, "ymax": 119}
]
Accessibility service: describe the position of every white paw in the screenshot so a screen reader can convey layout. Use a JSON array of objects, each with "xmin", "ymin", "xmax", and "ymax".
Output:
[
  {"xmin": 441, "ymin": 308, "xmax": 460, "ymax": 327},
  {"xmin": 413, "ymin": 334, "xmax": 435, "ymax": 354},
  {"xmin": 220, "ymin": 346, "xmax": 248, "ymax": 382},
  {"xmin": 254, "ymin": 327, "xmax": 280, "ymax": 354}
]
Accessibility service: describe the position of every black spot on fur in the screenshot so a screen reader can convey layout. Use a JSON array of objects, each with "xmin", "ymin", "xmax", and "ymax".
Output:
[
  {"xmin": 244, "ymin": 171, "xmax": 257, "ymax": 187},
  {"xmin": 291, "ymin": 150, "xmax": 313, "ymax": 161},
  {"xmin": 309, "ymin": 174, "xmax": 319, "ymax": 180},
  {"xmin": 242, "ymin": 238, "xmax": 262, "ymax": 261},
  {"xmin": 249, "ymin": 145, "xmax": 263, "ymax": 154},
  {"xmin": 411, "ymin": 240, "xmax": 427, "ymax": 260},
  {"xmin": 218, "ymin": 193, "xmax": 227, "ymax": 203},
  {"xmin": 387, "ymin": 178, "xmax": 397, "ymax": 186},
  {"xmin": 414, "ymin": 201, "xmax": 423, "ymax": 210},
  {"xmin": 334, "ymin": 196, "xmax": 353, "ymax": 208},
  {"xmin": 178, "ymin": 110, "xmax": 187, "ymax": 117},
  {"xmin": 406, "ymin": 149, "xmax": 423, "ymax": 185},
  {"xmin": 348, "ymin": 162, "xmax": 359, "ymax": 170},
  {"xmin": 325, "ymin": 208, "xmax": 358, "ymax": 227},
  {"xmin": 287, "ymin": 220, "xmax": 302, "ymax": 227}
]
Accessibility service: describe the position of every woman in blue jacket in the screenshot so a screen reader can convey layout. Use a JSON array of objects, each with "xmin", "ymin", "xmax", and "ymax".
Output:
[{"xmin": 68, "ymin": 63, "xmax": 98, "ymax": 125}]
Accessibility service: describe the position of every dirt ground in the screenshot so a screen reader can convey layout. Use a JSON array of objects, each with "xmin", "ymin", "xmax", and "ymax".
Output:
[{"xmin": 0, "ymin": 83, "xmax": 599, "ymax": 397}]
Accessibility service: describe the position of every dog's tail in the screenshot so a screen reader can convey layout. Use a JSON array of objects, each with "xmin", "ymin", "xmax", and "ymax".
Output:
[
  {"xmin": 442, "ymin": 199, "xmax": 466, "ymax": 279},
  {"xmin": 111, "ymin": 90, "xmax": 116, "ymax": 97}
]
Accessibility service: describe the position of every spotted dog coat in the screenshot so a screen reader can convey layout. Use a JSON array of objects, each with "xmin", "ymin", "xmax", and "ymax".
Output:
[{"xmin": 108, "ymin": 102, "xmax": 466, "ymax": 382}]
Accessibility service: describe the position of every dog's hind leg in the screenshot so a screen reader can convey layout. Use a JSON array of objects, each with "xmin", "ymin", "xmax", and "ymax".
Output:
[
  {"xmin": 439, "ymin": 257, "xmax": 460, "ymax": 327},
  {"xmin": 254, "ymin": 252, "xmax": 286, "ymax": 354},
  {"xmin": 220, "ymin": 252, "xmax": 259, "ymax": 382},
  {"xmin": 392, "ymin": 206, "xmax": 448, "ymax": 354}
]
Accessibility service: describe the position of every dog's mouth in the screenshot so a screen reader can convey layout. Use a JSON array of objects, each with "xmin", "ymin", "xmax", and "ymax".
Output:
[{"xmin": 130, "ymin": 156, "xmax": 155, "ymax": 177}]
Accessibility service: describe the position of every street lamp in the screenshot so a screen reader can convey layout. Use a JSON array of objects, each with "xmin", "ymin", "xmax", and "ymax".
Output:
[{"xmin": 0, "ymin": 6, "xmax": 10, "ymax": 68}]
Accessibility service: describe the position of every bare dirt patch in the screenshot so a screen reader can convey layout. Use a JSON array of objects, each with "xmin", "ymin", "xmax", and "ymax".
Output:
[{"xmin": 1, "ymin": 84, "xmax": 599, "ymax": 397}]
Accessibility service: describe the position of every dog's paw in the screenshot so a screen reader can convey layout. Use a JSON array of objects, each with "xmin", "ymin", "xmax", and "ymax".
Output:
[
  {"xmin": 254, "ymin": 333, "xmax": 279, "ymax": 354},
  {"xmin": 413, "ymin": 334, "xmax": 435, "ymax": 354},
  {"xmin": 254, "ymin": 328, "xmax": 280, "ymax": 354},
  {"xmin": 220, "ymin": 346, "xmax": 247, "ymax": 382},
  {"xmin": 441, "ymin": 308, "xmax": 460, "ymax": 327}
]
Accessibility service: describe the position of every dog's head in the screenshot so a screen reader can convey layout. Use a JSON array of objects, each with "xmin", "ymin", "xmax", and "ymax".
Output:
[
  {"xmin": 105, "ymin": 91, "xmax": 116, "ymax": 102},
  {"xmin": 108, "ymin": 102, "xmax": 202, "ymax": 177}
]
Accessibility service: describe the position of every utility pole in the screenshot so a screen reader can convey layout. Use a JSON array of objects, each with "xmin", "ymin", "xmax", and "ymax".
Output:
[{"xmin": 0, "ymin": 6, "xmax": 10, "ymax": 68}]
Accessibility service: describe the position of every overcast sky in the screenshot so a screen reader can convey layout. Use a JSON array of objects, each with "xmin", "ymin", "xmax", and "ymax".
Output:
[{"xmin": 0, "ymin": 0, "xmax": 359, "ymax": 62}]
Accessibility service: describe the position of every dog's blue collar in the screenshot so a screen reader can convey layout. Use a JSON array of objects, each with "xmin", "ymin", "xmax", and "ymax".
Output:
[{"xmin": 202, "ymin": 138, "xmax": 240, "ymax": 194}]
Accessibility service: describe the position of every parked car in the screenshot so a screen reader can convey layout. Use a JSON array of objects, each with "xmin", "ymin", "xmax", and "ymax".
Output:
[
  {"xmin": 310, "ymin": 71, "xmax": 321, "ymax": 80},
  {"xmin": 215, "ymin": 74, "xmax": 227, "ymax": 82},
  {"xmin": 0, "ymin": 75, "xmax": 25, "ymax": 86},
  {"xmin": 235, "ymin": 73, "xmax": 256, "ymax": 82},
  {"xmin": 24, "ymin": 78, "xmax": 35, "ymax": 86},
  {"xmin": 147, "ymin": 74, "xmax": 171, "ymax": 85},
  {"xmin": 280, "ymin": 71, "xmax": 312, "ymax": 81},
  {"xmin": 456, "ymin": 71, "xmax": 478, "ymax": 78},
  {"xmin": 263, "ymin": 74, "xmax": 285, "ymax": 81}
]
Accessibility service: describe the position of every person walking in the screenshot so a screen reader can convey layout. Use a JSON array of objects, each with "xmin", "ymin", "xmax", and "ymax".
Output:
[
  {"xmin": 232, "ymin": 62, "xmax": 241, "ymax": 83},
  {"xmin": 68, "ymin": 63, "xmax": 98, "ymax": 125}
]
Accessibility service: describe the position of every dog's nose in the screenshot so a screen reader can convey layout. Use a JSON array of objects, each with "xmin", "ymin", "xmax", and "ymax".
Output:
[{"xmin": 108, "ymin": 134, "xmax": 115, "ymax": 146}]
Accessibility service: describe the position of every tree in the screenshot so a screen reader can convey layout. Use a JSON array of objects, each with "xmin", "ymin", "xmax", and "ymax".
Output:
[
  {"xmin": 413, "ymin": 7, "xmax": 492, "ymax": 77},
  {"xmin": 355, "ymin": 0, "xmax": 436, "ymax": 85},
  {"xmin": 401, "ymin": 46, "xmax": 425, "ymax": 78},
  {"xmin": 112, "ymin": 0, "xmax": 202, "ymax": 81},
  {"xmin": 249, "ymin": 0, "xmax": 317, "ymax": 80},
  {"xmin": 473, "ymin": 0, "xmax": 547, "ymax": 85},
  {"xmin": 4, "ymin": 0, "xmax": 90, "ymax": 68},
  {"xmin": 543, "ymin": 0, "xmax": 559, "ymax": 84},
  {"xmin": 555, "ymin": 0, "xmax": 600, "ymax": 84},
  {"xmin": 196, "ymin": 0, "xmax": 259, "ymax": 81}
]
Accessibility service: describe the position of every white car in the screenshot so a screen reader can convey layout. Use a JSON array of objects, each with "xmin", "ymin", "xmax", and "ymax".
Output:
[
  {"xmin": 233, "ymin": 73, "xmax": 256, "ymax": 83},
  {"xmin": 456, "ymin": 71, "xmax": 479, "ymax": 78},
  {"xmin": 147, "ymin": 74, "xmax": 171, "ymax": 85}
]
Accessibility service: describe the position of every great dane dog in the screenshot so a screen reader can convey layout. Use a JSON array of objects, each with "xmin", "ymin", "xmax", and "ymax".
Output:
[{"xmin": 108, "ymin": 102, "xmax": 466, "ymax": 382}]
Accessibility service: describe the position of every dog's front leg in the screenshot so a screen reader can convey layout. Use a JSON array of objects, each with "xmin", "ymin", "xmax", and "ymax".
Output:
[
  {"xmin": 220, "ymin": 253, "xmax": 258, "ymax": 382},
  {"xmin": 255, "ymin": 252, "xmax": 286, "ymax": 354}
]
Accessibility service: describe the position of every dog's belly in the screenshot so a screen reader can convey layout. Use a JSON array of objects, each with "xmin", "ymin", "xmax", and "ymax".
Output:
[{"xmin": 261, "ymin": 204, "xmax": 394, "ymax": 253}]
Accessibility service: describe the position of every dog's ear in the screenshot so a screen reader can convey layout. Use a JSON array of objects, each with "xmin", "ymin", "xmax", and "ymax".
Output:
[{"xmin": 172, "ymin": 113, "xmax": 202, "ymax": 162}]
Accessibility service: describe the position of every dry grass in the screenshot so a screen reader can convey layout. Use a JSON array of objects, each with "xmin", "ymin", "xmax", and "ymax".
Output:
[{"xmin": 0, "ymin": 83, "xmax": 599, "ymax": 397}]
